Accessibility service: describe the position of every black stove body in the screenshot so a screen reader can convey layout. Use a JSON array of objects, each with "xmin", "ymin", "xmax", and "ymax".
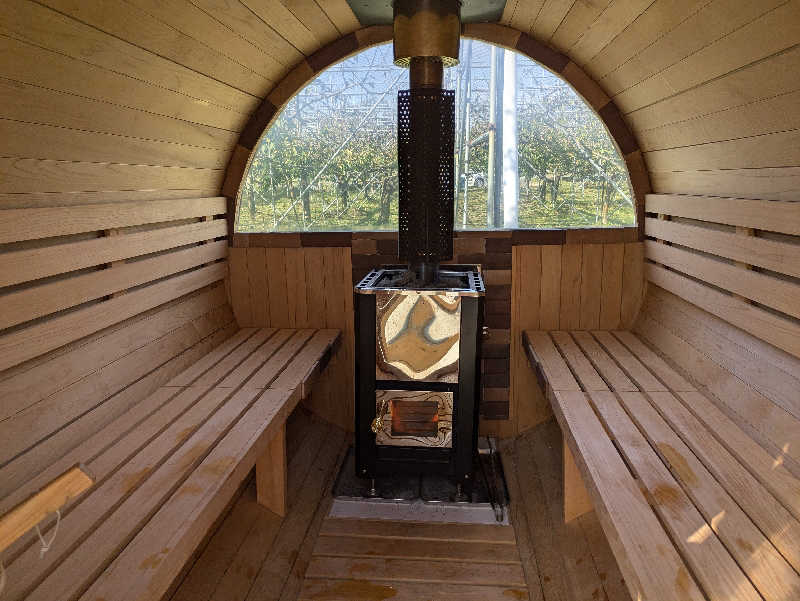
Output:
[{"xmin": 354, "ymin": 265, "xmax": 485, "ymax": 488}]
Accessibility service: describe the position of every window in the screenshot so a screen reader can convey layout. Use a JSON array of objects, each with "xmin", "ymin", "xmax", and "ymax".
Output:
[{"xmin": 236, "ymin": 40, "xmax": 634, "ymax": 233}]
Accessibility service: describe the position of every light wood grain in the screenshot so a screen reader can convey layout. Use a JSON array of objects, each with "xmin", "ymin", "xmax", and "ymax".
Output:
[
  {"xmin": 647, "ymin": 263, "xmax": 800, "ymax": 358},
  {"xmin": 0, "ymin": 466, "xmax": 93, "ymax": 554},
  {"xmin": 256, "ymin": 423, "xmax": 287, "ymax": 516},
  {"xmin": 553, "ymin": 390, "xmax": 705, "ymax": 601},
  {"xmin": 0, "ymin": 197, "xmax": 225, "ymax": 244}
]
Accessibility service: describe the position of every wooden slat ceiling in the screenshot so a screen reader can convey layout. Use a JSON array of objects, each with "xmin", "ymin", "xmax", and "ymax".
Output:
[{"xmin": 2, "ymin": 0, "xmax": 797, "ymax": 209}]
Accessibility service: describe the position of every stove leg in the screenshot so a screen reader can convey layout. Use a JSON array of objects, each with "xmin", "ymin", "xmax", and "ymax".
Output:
[
  {"xmin": 453, "ymin": 482, "xmax": 469, "ymax": 503},
  {"xmin": 366, "ymin": 479, "xmax": 380, "ymax": 498}
]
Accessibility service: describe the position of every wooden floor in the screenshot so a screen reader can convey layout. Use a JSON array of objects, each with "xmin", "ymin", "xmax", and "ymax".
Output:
[
  {"xmin": 170, "ymin": 406, "xmax": 349, "ymax": 601},
  {"xmin": 299, "ymin": 518, "xmax": 525, "ymax": 600},
  {"xmin": 503, "ymin": 419, "xmax": 632, "ymax": 601},
  {"xmin": 171, "ymin": 409, "xmax": 628, "ymax": 601}
]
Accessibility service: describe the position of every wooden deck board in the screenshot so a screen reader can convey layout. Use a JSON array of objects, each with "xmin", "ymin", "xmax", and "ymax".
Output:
[{"xmin": 525, "ymin": 327, "xmax": 800, "ymax": 601}]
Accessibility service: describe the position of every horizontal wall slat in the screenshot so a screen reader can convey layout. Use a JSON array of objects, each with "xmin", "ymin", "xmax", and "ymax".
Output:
[
  {"xmin": 0, "ymin": 196, "xmax": 225, "ymax": 243},
  {"xmin": 0, "ymin": 157, "xmax": 224, "ymax": 195},
  {"xmin": 626, "ymin": 45, "xmax": 800, "ymax": 132},
  {"xmin": 645, "ymin": 194, "xmax": 800, "ymax": 236},
  {"xmin": 649, "ymin": 167, "xmax": 800, "ymax": 201},
  {"xmin": 644, "ymin": 217, "xmax": 800, "ymax": 278},
  {"xmin": 0, "ymin": 79, "xmax": 239, "ymax": 150},
  {"xmin": 645, "ymin": 240, "xmax": 800, "ymax": 320},
  {"xmin": 637, "ymin": 90, "xmax": 800, "ymax": 151},
  {"xmin": 0, "ymin": 36, "xmax": 248, "ymax": 131},
  {"xmin": 645, "ymin": 286, "xmax": 800, "ymax": 419},
  {"xmin": 0, "ymin": 0, "xmax": 261, "ymax": 111},
  {"xmin": 0, "ymin": 262, "xmax": 227, "ymax": 372},
  {"xmin": 612, "ymin": 1, "xmax": 799, "ymax": 113},
  {"xmin": 646, "ymin": 263, "xmax": 800, "ymax": 358},
  {"xmin": 0, "ymin": 241, "xmax": 227, "ymax": 331},
  {"xmin": 0, "ymin": 119, "xmax": 231, "ymax": 170},
  {"xmin": 0, "ymin": 189, "xmax": 221, "ymax": 210},
  {"xmin": 0, "ymin": 219, "xmax": 227, "ymax": 287},
  {"xmin": 643, "ymin": 129, "xmax": 800, "ymax": 171},
  {"xmin": 0, "ymin": 284, "xmax": 228, "ymax": 423}
]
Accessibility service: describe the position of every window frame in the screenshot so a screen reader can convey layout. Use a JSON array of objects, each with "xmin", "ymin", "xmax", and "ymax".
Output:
[{"xmin": 226, "ymin": 24, "xmax": 647, "ymax": 245}]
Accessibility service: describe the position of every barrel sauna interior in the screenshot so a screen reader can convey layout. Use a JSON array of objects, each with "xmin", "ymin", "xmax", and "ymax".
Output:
[{"xmin": 1, "ymin": 1, "xmax": 799, "ymax": 600}]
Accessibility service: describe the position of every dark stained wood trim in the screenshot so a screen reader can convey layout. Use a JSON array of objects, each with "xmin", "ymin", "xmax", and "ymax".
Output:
[
  {"xmin": 224, "ymin": 24, "xmax": 649, "ymax": 246},
  {"xmin": 233, "ymin": 227, "xmax": 637, "ymax": 247},
  {"xmin": 308, "ymin": 32, "xmax": 359, "ymax": 72}
]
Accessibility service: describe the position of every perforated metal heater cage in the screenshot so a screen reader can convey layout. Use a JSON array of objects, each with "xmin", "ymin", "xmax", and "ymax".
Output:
[{"xmin": 397, "ymin": 88, "xmax": 456, "ymax": 267}]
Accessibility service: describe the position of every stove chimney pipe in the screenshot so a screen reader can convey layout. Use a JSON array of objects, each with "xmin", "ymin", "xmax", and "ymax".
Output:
[{"xmin": 393, "ymin": 0, "xmax": 461, "ymax": 285}]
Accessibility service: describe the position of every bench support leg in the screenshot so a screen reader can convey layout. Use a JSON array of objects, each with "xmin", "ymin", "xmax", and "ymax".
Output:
[
  {"xmin": 563, "ymin": 439, "xmax": 592, "ymax": 522},
  {"xmin": 256, "ymin": 423, "xmax": 287, "ymax": 517}
]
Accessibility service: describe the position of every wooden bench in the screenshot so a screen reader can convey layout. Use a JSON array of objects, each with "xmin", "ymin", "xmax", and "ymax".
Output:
[
  {"xmin": 0, "ymin": 327, "xmax": 339, "ymax": 601},
  {"xmin": 524, "ymin": 329, "xmax": 800, "ymax": 601}
]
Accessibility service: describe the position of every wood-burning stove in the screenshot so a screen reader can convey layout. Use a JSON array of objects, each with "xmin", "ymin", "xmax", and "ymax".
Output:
[{"xmin": 354, "ymin": 265, "xmax": 484, "ymax": 489}]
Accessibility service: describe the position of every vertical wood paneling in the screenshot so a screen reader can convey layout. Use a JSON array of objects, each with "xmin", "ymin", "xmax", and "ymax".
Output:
[
  {"xmin": 621, "ymin": 242, "xmax": 645, "ymax": 328},
  {"xmin": 559, "ymin": 243, "xmax": 583, "ymax": 330},
  {"xmin": 512, "ymin": 245, "xmax": 545, "ymax": 435},
  {"xmin": 599, "ymin": 243, "xmax": 624, "ymax": 330},
  {"xmin": 247, "ymin": 247, "xmax": 269, "ymax": 326},
  {"xmin": 227, "ymin": 246, "xmax": 354, "ymax": 431},
  {"xmin": 511, "ymin": 242, "xmax": 642, "ymax": 434},
  {"xmin": 228, "ymin": 247, "xmax": 253, "ymax": 327},
  {"xmin": 284, "ymin": 247, "xmax": 308, "ymax": 328},
  {"xmin": 539, "ymin": 246, "xmax": 563, "ymax": 330},
  {"xmin": 265, "ymin": 248, "xmax": 288, "ymax": 327},
  {"xmin": 579, "ymin": 244, "xmax": 603, "ymax": 330}
]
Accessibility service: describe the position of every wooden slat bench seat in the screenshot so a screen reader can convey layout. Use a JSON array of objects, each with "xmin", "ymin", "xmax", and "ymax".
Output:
[
  {"xmin": 0, "ymin": 327, "xmax": 339, "ymax": 601},
  {"xmin": 524, "ymin": 329, "xmax": 800, "ymax": 601}
]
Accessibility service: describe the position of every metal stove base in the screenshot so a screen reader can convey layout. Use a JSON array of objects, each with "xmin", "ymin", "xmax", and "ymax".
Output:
[{"xmin": 330, "ymin": 444, "xmax": 509, "ymax": 525}]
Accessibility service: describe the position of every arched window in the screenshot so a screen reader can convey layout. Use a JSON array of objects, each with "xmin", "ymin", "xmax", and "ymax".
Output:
[{"xmin": 236, "ymin": 40, "xmax": 634, "ymax": 232}]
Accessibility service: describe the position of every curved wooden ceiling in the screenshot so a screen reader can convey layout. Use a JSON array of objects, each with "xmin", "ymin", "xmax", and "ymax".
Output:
[{"xmin": 1, "ymin": 0, "xmax": 798, "ymax": 208}]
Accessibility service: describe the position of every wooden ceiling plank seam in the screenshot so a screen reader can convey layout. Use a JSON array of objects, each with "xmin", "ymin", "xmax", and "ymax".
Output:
[
  {"xmin": 317, "ymin": 0, "xmax": 362, "ymax": 35},
  {"xmin": 240, "ymin": 0, "xmax": 321, "ymax": 54},
  {"xmin": 0, "ymin": 0, "xmax": 262, "ymax": 113},
  {"xmin": 123, "ymin": 0, "xmax": 283, "ymax": 83},
  {"xmin": 568, "ymin": 0, "xmax": 657, "ymax": 67},
  {"xmin": 626, "ymin": 43, "xmax": 800, "ymax": 130},
  {"xmin": 0, "ymin": 77, "xmax": 240, "ymax": 149},
  {"xmin": 0, "ymin": 119, "xmax": 231, "ymax": 170},
  {"xmin": 612, "ymin": 0, "xmax": 799, "ymax": 114},
  {"xmin": 600, "ymin": 0, "xmax": 787, "ymax": 98},
  {"xmin": 637, "ymin": 89, "xmax": 800, "ymax": 150},
  {"xmin": 31, "ymin": 0, "xmax": 271, "ymax": 98},
  {"xmin": 586, "ymin": 0, "xmax": 715, "ymax": 80},
  {"xmin": 0, "ymin": 35, "xmax": 248, "ymax": 131},
  {"xmin": 0, "ymin": 157, "xmax": 225, "ymax": 195},
  {"xmin": 189, "ymin": 0, "xmax": 304, "ymax": 66}
]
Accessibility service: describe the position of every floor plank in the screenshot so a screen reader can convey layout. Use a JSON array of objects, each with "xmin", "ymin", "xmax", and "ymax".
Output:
[{"xmin": 173, "ymin": 414, "xmax": 630, "ymax": 601}]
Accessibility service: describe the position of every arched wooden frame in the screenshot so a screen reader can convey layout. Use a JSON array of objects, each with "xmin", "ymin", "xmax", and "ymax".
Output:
[{"xmin": 223, "ymin": 23, "xmax": 650, "ymax": 241}]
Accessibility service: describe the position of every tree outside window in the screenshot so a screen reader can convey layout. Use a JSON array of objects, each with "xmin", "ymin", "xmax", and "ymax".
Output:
[{"xmin": 236, "ymin": 40, "xmax": 634, "ymax": 233}]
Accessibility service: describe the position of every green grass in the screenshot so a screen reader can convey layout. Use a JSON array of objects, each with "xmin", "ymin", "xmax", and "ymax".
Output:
[{"xmin": 235, "ymin": 181, "xmax": 635, "ymax": 232}]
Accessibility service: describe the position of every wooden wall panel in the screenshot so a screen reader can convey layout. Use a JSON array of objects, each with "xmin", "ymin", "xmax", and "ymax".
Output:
[
  {"xmin": 634, "ymin": 287, "xmax": 800, "ymax": 478},
  {"xmin": 232, "ymin": 232, "xmax": 643, "ymax": 436},
  {"xmin": 0, "ymin": 195, "xmax": 234, "ymax": 487},
  {"xmin": 227, "ymin": 246, "xmax": 355, "ymax": 432},
  {"xmin": 644, "ymin": 196, "xmax": 800, "ymax": 359},
  {"xmin": 510, "ymin": 242, "xmax": 645, "ymax": 435}
]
